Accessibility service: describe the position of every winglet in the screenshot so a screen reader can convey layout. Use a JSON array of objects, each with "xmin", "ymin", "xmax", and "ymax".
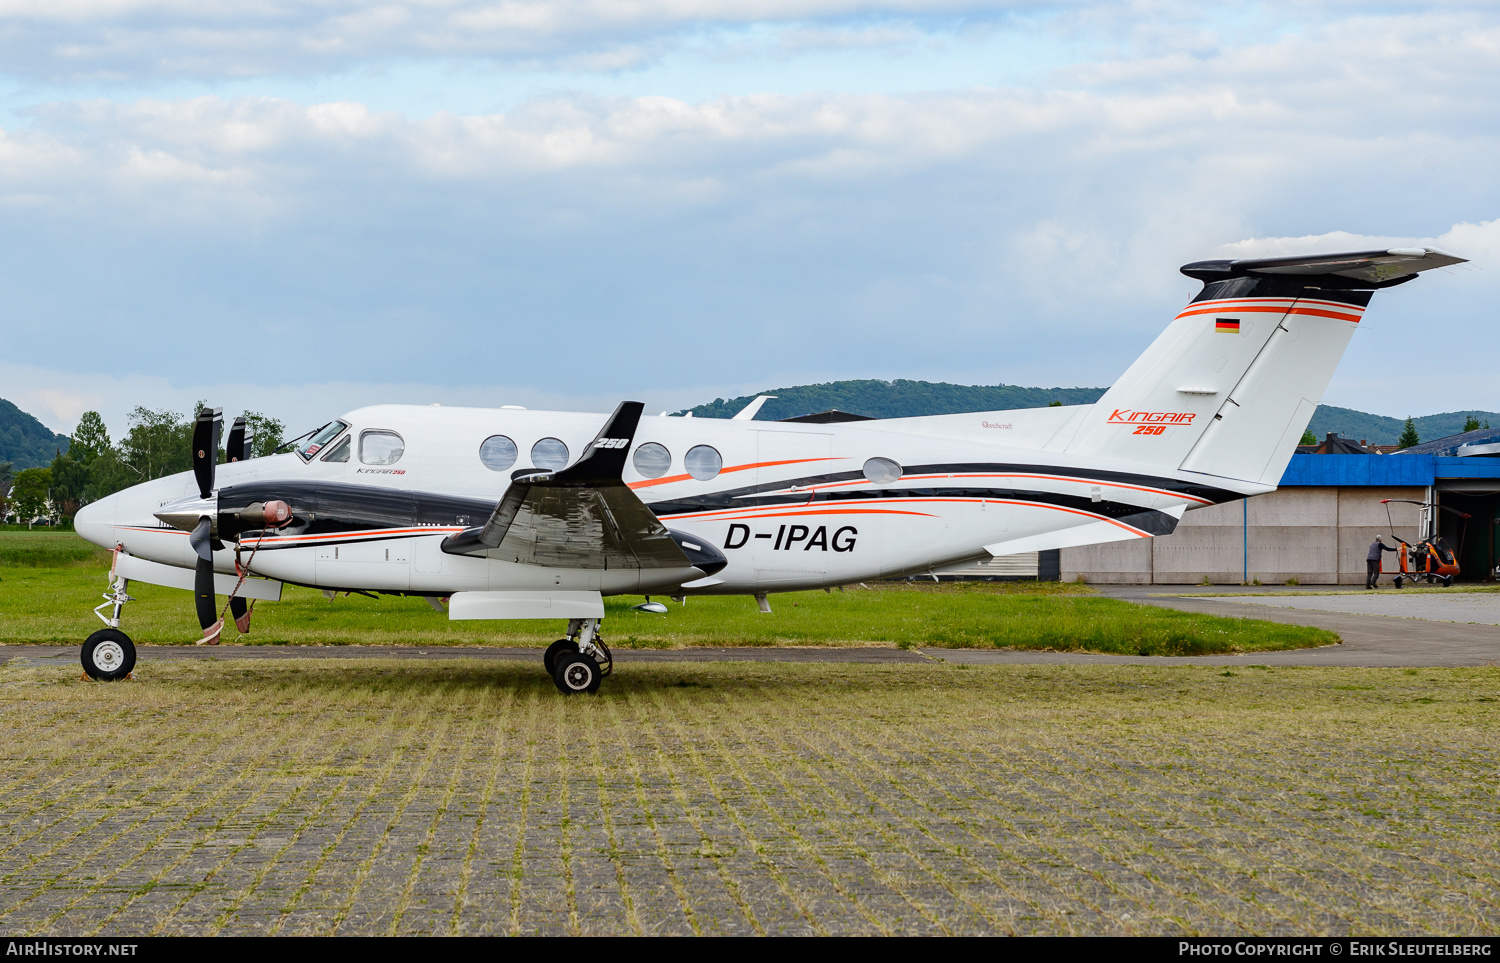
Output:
[{"xmin": 554, "ymin": 401, "xmax": 644, "ymax": 485}]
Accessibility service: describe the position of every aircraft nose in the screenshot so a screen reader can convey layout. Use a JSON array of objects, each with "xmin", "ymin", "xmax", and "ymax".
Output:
[{"xmin": 74, "ymin": 494, "xmax": 119, "ymax": 549}]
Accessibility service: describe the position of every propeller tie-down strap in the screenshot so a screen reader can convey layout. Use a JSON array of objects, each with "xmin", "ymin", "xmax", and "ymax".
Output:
[{"xmin": 196, "ymin": 503, "xmax": 292, "ymax": 645}]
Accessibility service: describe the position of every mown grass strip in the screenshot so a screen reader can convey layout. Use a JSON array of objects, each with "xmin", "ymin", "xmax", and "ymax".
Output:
[
  {"xmin": 2, "ymin": 660, "xmax": 1500, "ymax": 935},
  {"xmin": 2, "ymin": 561, "xmax": 1335, "ymax": 654},
  {"xmin": 0, "ymin": 535, "xmax": 111, "ymax": 568}
]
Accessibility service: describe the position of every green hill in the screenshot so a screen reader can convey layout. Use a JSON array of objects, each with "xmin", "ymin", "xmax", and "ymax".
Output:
[
  {"xmin": 683, "ymin": 381, "xmax": 1498, "ymax": 448},
  {"xmin": 1305, "ymin": 407, "xmax": 1500, "ymax": 447},
  {"xmin": 0, "ymin": 398, "xmax": 69, "ymax": 469},
  {"xmin": 682, "ymin": 381, "xmax": 1107, "ymax": 421}
]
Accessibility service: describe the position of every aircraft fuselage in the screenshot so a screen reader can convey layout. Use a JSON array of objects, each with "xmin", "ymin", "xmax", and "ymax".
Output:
[{"xmin": 76, "ymin": 402, "xmax": 1252, "ymax": 597}]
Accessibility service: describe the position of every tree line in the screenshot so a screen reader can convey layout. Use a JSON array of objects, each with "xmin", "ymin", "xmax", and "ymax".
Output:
[{"xmin": 0, "ymin": 406, "xmax": 283, "ymax": 527}]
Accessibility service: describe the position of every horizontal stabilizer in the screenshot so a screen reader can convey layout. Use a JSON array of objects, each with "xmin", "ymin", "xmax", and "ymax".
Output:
[
  {"xmin": 1182, "ymin": 247, "xmax": 1466, "ymax": 286},
  {"xmin": 982, "ymin": 505, "xmax": 1184, "ymax": 556}
]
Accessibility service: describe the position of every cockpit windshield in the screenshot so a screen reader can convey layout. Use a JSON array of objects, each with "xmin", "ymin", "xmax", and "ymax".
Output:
[{"xmin": 298, "ymin": 420, "xmax": 349, "ymax": 461}]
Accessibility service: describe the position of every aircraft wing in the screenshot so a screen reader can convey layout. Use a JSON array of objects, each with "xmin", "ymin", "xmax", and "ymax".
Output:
[{"xmin": 441, "ymin": 401, "xmax": 701, "ymax": 571}]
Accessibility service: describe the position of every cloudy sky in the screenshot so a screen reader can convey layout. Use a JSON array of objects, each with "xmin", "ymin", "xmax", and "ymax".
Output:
[{"xmin": 0, "ymin": 0, "xmax": 1495, "ymax": 437}]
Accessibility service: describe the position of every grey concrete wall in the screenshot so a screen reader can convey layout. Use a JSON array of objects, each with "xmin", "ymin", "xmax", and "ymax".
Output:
[
  {"xmin": 1060, "ymin": 486, "xmax": 1425, "ymax": 585},
  {"xmin": 1059, "ymin": 536, "xmax": 1153, "ymax": 584},
  {"xmin": 1338, "ymin": 489, "xmax": 1423, "ymax": 584}
]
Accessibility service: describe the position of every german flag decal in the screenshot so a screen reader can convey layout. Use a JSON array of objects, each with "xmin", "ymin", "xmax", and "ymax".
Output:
[{"xmin": 1215, "ymin": 317, "xmax": 1240, "ymax": 333}]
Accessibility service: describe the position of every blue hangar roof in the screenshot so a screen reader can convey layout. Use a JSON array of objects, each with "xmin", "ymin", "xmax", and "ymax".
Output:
[{"xmin": 1277, "ymin": 454, "xmax": 1500, "ymax": 487}]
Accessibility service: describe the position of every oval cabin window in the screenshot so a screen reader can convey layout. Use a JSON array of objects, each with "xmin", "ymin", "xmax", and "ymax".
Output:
[
  {"xmin": 531, "ymin": 437, "xmax": 570, "ymax": 471},
  {"xmin": 684, "ymin": 445, "xmax": 722, "ymax": 481},
  {"xmin": 359, "ymin": 430, "xmax": 405, "ymax": 466},
  {"xmin": 862, "ymin": 457, "xmax": 903, "ymax": 484},
  {"xmin": 632, "ymin": 442, "xmax": 672, "ymax": 478},
  {"xmin": 479, "ymin": 435, "xmax": 518, "ymax": 471}
]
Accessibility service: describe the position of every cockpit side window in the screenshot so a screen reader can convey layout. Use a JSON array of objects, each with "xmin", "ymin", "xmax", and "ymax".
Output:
[
  {"xmin": 298, "ymin": 420, "xmax": 348, "ymax": 461},
  {"xmin": 321, "ymin": 436, "xmax": 352, "ymax": 463}
]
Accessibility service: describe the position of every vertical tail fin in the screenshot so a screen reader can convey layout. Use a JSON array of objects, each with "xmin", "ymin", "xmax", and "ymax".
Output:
[{"xmin": 1065, "ymin": 247, "xmax": 1463, "ymax": 486}]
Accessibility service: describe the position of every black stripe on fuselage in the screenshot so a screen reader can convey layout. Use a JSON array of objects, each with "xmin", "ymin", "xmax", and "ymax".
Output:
[
  {"xmin": 219, "ymin": 480, "xmax": 495, "ymax": 546},
  {"xmin": 654, "ymin": 486, "xmax": 1181, "ymax": 536},
  {"xmin": 219, "ymin": 460, "xmax": 1229, "ymax": 548},
  {"xmin": 643, "ymin": 462, "xmax": 1241, "ymax": 518}
]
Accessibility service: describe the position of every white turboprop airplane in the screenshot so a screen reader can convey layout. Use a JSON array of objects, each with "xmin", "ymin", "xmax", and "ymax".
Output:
[{"xmin": 74, "ymin": 247, "xmax": 1465, "ymax": 692}]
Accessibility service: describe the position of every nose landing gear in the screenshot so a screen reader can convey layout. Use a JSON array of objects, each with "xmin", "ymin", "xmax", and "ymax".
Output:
[
  {"xmin": 82, "ymin": 628, "xmax": 136, "ymax": 681},
  {"xmin": 547, "ymin": 617, "xmax": 611, "ymax": 694},
  {"xmin": 83, "ymin": 573, "xmax": 137, "ymax": 681}
]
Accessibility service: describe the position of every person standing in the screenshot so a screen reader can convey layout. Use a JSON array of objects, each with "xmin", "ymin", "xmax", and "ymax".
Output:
[{"xmin": 1367, "ymin": 536, "xmax": 1397, "ymax": 589}]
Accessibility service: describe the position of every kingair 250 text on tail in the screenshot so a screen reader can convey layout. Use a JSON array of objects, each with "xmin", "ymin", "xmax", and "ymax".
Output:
[{"xmin": 74, "ymin": 246, "xmax": 1465, "ymax": 692}]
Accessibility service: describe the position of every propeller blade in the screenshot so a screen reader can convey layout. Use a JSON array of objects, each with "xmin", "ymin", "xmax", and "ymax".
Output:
[
  {"xmin": 230, "ymin": 596, "xmax": 252, "ymax": 633},
  {"xmin": 192, "ymin": 407, "xmax": 223, "ymax": 500},
  {"xmin": 189, "ymin": 516, "xmax": 214, "ymax": 562},
  {"xmin": 194, "ymin": 555, "xmax": 218, "ymax": 629},
  {"xmin": 226, "ymin": 416, "xmax": 248, "ymax": 463}
]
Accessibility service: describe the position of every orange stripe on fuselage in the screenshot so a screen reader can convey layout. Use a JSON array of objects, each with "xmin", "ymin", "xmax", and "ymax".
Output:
[
  {"xmin": 666, "ymin": 496, "xmax": 1155, "ymax": 535},
  {"xmin": 734, "ymin": 472, "xmax": 1211, "ymax": 506},
  {"xmin": 711, "ymin": 508, "xmax": 937, "ymax": 520},
  {"xmin": 627, "ymin": 457, "xmax": 841, "ymax": 490},
  {"xmin": 245, "ymin": 526, "xmax": 465, "ymax": 546}
]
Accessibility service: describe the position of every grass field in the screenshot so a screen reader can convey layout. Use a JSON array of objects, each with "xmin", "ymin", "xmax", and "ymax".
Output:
[
  {"xmin": 0, "ymin": 658, "xmax": 1496, "ymax": 936},
  {"xmin": 0, "ymin": 555, "xmax": 1336, "ymax": 655}
]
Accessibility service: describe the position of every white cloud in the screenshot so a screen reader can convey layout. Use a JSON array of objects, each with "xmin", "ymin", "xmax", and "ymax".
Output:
[
  {"xmin": 1215, "ymin": 220, "xmax": 1497, "ymax": 273},
  {"xmin": 0, "ymin": 0, "xmax": 1072, "ymax": 80},
  {"xmin": 0, "ymin": 4, "xmax": 1496, "ymax": 424},
  {"xmin": 0, "ymin": 359, "xmax": 753, "ymax": 438}
]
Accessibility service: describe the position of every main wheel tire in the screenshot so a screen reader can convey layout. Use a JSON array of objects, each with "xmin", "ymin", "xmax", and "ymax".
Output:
[
  {"xmin": 543, "ymin": 638, "xmax": 577, "ymax": 675},
  {"xmin": 1393, "ymin": 576, "xmax": 1404, "ymax": 589},
  {"xmin": 82, "ymin": 628, "xmax": 136, "ymax": 681},
  {"xmin": 553, "ymin": 651, "xmax": 601, "ymax": 694}
]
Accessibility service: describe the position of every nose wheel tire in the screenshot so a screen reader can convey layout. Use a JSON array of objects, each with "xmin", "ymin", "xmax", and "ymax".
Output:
[
  {"xmin": 82, "ymin": 629, "xmax": 136, "ymax": 681},
  {"xmin": 543, "ymin": 638, "xmax": 578, "ymax": 676},
  {"xmin": 553, "ymin": 651, "xmax": 601, "ymax": 694}
]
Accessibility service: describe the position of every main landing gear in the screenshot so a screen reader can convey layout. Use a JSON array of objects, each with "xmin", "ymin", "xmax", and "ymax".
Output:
[
  {"xmin": 84, "ymin": 575, "xmax": 137, "ymax": 681},
  {"xmin": 544, "ymin": 618, "xmax": 612, "ymax": 695}
]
